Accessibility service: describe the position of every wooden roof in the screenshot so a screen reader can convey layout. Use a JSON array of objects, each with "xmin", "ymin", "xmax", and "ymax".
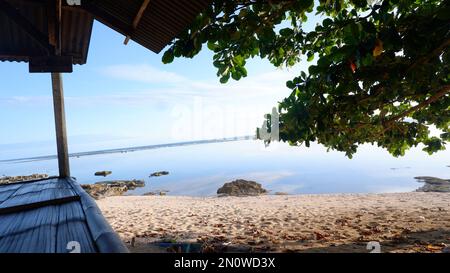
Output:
[
  {"xmin": 0, "ymin": 177, "xmax": 128, "ymax": 253},
  {"xmin": 0, "ymin": 0, "xmax": 210, "ymax": 66},
  {"xmin": 0, "ymin": 0, "xmax": 94, "ymax": 65},
  {"xmin": 84, "ymin": 0, "xmax": 210, "ymax": 53}
]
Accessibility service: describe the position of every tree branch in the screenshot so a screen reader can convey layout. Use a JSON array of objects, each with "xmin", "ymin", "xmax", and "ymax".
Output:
[
  {"xmin": 383, "ymin": 85, "xmax": 450, "ymax": 131},
  {"xmin": 405, "ymin": 36, "xmax": 450, "ymax": 75}
]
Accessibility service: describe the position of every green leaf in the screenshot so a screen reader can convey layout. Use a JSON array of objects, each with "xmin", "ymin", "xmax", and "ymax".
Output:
[
  {"xmin": 279, "ymin": 28, "xmax": 294, "ymax": 37},
  {"xmin": 219, "ymin": 73, "xmax": 230, "ymax": 84},
  {"xmin": 162, "ymin": 0, "xmax": 449, "ymax": 158},
  {"xmin": 323, "ymin": 18, "xmax": 333, "ymax": 28},
  {"xmin": 207, "ymin": 41, "xmax": 218, "ymax": 51},
  {"xmin": 162, "ymin": 50, "xmax": 174, "ymax": 64}
]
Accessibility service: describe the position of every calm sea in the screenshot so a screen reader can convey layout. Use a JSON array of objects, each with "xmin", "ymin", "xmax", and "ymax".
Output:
[{"xmin": 1, "ymin": 140, "xmax": 449, "ymax": 196}]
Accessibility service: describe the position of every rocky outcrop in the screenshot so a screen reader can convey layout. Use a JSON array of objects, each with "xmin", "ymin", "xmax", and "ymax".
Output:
[
  {"xmin": 415, "ymin": 176, "xmax": 450, "ymax": 192},
  {"xmin": 144, "ymin": 190, "xmax": 169, "ymax": 196},
  {"xmin": 0, "ymin": 174, "xmax": 49, "ymax": 185},
  {"xmin": 150, "ymin": 171, "xmax": 169, "ymax": 177},
  {"xmin": 81, "ymin": 180, "xmax": 145, "ymax": 199},
  {"xmin": 95, "ymin": 171, "xmax": 112, "ymax": 177},
  {"xmin": 217, "ymin": 179, "xmax": 268, "ymax": 197}
]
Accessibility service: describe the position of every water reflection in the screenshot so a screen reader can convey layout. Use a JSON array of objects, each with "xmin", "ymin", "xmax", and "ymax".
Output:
[{"xmin": 1, "ymin": 140, "xmax": 449, "ymax": 196}]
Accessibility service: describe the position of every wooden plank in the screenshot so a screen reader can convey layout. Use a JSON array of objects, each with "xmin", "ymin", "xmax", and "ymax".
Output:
[
  {"xmin": 0, "ymin": 190, "xmax": 17, "ymax": 203},
  {"xmin": 29, "ymin": 55, "xmax": 73, "ymax": 73},
  {"xmin": 0, "ymin": 183, "xmax": 27, "ymax": 206},
  {"xmin": 124, "ymin": 0, "xmax": 151, "ymax": 45},
  {"xmin": 0, "ymin": 177, "xmax": 126, "ymax": 253},
  {"xmin": 0, "ymin": 183, "xmax": 24, "ymax": 193},
  {"xmin": 0, "ymin": 178, "xmax": 78, "ymax": 213},
  {"xmin": 51, "ymin": 72, "xmax": 71, "ymax": 177},
  {"xmin": 46, "ymin": 0, "xmax": 62, "ymax": 54},
  {"xmin": 0, "ymin": 178, "xmax": 101, "ymax": 253},
  {"xmin": 2, "ymin": 178, "xmax": 72, "ymax": 198},
  {"xmin": 0, "ymin": 205, "xmax": 59, "ymax": 253},
  {"xmin": 0, "ymin": 195, "xmax": 79, "ymax": 215},
  {"xmin": 56, "ymin": 202, "xmax": 97, "ymax": 253},
  {"xmin": 0, "ymin": 184, "xmax": 24, "ymax": 203}
]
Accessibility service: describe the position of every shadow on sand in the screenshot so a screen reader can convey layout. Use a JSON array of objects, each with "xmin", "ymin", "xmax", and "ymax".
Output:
[{"xmin": 126, "ymin": 228, "xmax": 450, "ymax": 253}]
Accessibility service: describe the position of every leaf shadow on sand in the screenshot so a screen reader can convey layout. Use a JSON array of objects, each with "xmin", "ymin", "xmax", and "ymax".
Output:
[
  {"xmin": 292, "ymin": 228, "xmax": 450, "ymax": 253},
  {"xmin": 124, "ymin": 229, "xmax": 450, "ymax": 253}
]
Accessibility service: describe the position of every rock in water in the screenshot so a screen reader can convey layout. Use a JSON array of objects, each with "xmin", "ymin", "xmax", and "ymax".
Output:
[
  {"xmin": 415, "ymin": 176, "xmax": 450, "ymax": 192},
  {"xmin": 94, "ymin": 171, "xmax": 112, "ymax": 177},
  {"xmin": 150, "ymin": 171, "xmax": 169, "ymax": 177},
  {"xmin": 81, "ymin": 179, "xmax": 145, "ymax": 199},
  {"xmin": 217, "ymin": 179, "xmax": 268, "ymax": 197},
  {"xmin": 143, "ymin": 190, "xmax": 169, "ymax": 196}
]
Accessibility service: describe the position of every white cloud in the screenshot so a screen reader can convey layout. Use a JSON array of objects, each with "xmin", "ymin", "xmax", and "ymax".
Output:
[
  {"xmin": 0, "ymin": 64, "xmax": 301, "ymax": 141},
  {"xmin": 100, "ymin": 64, "xmax": 187, "ymax": 84},
  {"xmin": 0, "ymin": 96, "xmax": 52, "ymax": 105},
  {"xmin": 2, "ymin": 64, "xmax": 298, "ymax": 107}
]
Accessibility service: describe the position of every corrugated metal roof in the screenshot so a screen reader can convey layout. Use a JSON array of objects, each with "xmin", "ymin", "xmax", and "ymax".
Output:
[
  {"xmin": 85, "ymin": 0, "xmax": 210, "ymax": 53},
  {"xmin": 0, "ymin": 0, "xmax": 94, "ymax": 64},
  {"xmin": 0, "ymin": 0, "xmax": 210, "ymax": 65}
]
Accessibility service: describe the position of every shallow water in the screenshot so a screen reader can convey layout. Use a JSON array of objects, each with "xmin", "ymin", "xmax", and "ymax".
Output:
[{"xmin": 1, "ymin": 140, "xmax": 449, "ymax": 196}]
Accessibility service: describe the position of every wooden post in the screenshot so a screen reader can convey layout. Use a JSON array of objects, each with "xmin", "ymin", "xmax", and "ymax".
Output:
[
  {"xmin": 51, "ymin": 73, "xmax": 70, "ymax": 177},
  {"xmin": 49, "ymin": 1, "xmax": 69, "ymax": 177}
]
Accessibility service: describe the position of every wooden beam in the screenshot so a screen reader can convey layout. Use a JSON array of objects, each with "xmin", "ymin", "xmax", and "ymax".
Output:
[
  {"xmin": 0, "ymin": 195, "xmax": 80, "ymax": 215},
  {"xmin": 29, "ymin": 55, "xmax": 73, "ymax": 73},
  {"xmin": 55, "ymin": 0, "xmax": 62, "ymax": 54},
  {"xmin": 123, "ymin": 0, "xmax": 150, "ymax": 45},
  {"xmin": 51, "ymin": 73, "xmax": 71, "ymax": 178},
  {"xmin": 0, "ymin": 0, "xmax": 54, "ymax": 53},
  {"xmin": 27, "ymin": 0, "xmax": 73, "ymax": 73},
  {"xmin": 46, "ymin": 0, "xmax": 62, "ymax": 55}
]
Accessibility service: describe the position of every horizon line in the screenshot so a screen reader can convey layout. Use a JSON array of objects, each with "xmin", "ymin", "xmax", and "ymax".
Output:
[{"xmin": 0, "ymin": 135, "xmax": 256, "ymax": 164}]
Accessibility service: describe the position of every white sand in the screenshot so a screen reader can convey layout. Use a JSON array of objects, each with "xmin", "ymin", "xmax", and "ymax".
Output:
[{"xmin": 97, "ymin": 193, "xmax": 450, "ymax": 253}]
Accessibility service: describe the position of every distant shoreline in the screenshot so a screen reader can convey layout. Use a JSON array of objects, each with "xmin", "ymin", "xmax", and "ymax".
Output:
[{"xmin": 0, "ymin": 135, "xmax": 254, "ymax": 164}]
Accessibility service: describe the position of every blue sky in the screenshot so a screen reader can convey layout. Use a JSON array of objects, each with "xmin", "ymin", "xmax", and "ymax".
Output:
[{"xmin": 0, "ymin": 21, "xmax": 313, "ymax": 151}]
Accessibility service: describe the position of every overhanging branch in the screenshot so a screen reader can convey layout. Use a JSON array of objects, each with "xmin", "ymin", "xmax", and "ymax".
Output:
[{"xmin": 383, "ymin": 85, "xmax": 450, "ymax": 131}]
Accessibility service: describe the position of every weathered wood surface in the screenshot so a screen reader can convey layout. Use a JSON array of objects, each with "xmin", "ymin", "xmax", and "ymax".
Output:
[
  {"xmin": 0, "ymin": 177, "xmax": 128, "ymax": 253},
  {"xmin": 56, "ymin": 202, "xmax": 97, "ymax": 253},
  {"xmin": 0, "ymin": 178, "xmax": 76, "ymax": 211},
  {"xmin": 51, "ymin": 72, "xmax": 71, "ymax": 177}
]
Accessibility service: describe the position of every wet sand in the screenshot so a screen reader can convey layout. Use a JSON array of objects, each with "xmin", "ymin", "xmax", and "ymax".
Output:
[{"xmin": 97, "ymin": 193, "xmax": 450, "ymax": 253}]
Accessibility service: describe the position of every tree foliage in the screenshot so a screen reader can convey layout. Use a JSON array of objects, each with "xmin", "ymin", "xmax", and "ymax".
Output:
[{"xmin": 162, "ymin": 0, "xmax": 450, "ymax": 157}]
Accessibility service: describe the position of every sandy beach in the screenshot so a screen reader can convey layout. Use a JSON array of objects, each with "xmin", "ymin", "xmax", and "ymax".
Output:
[{"xmin": 97, "ymin": 192, "xmax": 450, "ymax": 253}]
